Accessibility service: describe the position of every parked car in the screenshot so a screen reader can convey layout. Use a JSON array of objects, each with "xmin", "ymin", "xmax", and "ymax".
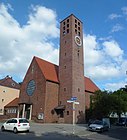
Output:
[
  {"xmin": 1, "ymin": 118, "xmax": 30, "ymax": 133},
  {"xmin": 88, "ymin": 120, "xmax": 109, "ymax": 132},
  {"xmin": 116, "ymin": 117, "xmax": 127, "ymax": 126}
]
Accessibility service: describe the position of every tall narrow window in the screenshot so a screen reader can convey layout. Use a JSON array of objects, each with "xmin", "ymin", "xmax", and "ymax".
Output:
[
  {"xmin": 67, "ymin": 29, "xmax": 69, "ymax": 33},
  {"xmin": 67, "ymin": 111, "xmax": 69, "ymax": 115}
]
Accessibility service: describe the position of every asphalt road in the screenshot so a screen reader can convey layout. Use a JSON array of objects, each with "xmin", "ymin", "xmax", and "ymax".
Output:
[{"xmin": 0, "ymin": 122, "xmax": 127, "ymax": 140}]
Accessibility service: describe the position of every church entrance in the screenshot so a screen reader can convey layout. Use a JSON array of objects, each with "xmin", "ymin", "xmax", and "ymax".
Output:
[
  {"xmin": 18, "ymin": 103, "xmax": 32, "ymax": 120},
  {"xmin": 54, "ymin": 105, "xmax": 65, "ymax": 123}
]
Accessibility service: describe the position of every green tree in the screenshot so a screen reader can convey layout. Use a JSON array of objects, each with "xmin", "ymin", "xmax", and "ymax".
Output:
[
  {"xmin": 86, "ymin": 87, "xmax": 127, "ymax": 121},
  {"xmin": 86, "ymin": 90, "xmax": 112, "ymax": 120},
  {"xmin": 111, "ymin": 88, "xmax": 127, "ymax": 118}
]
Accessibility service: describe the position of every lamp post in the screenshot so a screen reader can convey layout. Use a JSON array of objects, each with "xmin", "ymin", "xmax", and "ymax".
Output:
[{"xmin": 67, "ymin": 97, "xmax": 79, "ymax": 134}]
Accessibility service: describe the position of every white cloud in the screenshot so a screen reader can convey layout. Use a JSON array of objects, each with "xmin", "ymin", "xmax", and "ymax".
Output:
[
  {"xmin": 111, "ymin": 24, "xmax": 124, "ymax": 33},
  {"xmin": 103, "ymin": 40, "xmax": 123, "ymax": 58},
  {"xmin": 0, "ymin": 3, "xmax": 127, "ymax": 91},
  {"xmin": 84, "ymin": 34, "xmax": 103, "ymax": 66},
  {"xmin": 84, "ymin": 34, "xmax": 126, "ymax": 88},
  {"xmin": 105, "ymin": 82, "xmax": 126, "ymax": 91},
  {"xmin": 0, "ymin": 3, "xmax": 59, "ymax": 80},
  {"xmin": 108, "ymin": 13, "xmax": 122, "ymax": 20}
]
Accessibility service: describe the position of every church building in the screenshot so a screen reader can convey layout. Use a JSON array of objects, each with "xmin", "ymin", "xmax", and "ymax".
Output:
[{"xmin": 18, "ymin": 14, "xmax": 99, "ymax": 123}]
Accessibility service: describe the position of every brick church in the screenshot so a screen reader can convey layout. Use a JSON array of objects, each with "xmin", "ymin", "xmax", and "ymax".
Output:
[{"xmin": 18, "ymin": 14, "xmax": 99, "ymax": 123}]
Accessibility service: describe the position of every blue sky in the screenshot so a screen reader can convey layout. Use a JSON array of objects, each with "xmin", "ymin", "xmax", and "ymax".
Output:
[{"xmin": 0, "ymin": 0, "xmax": 127, "ymax": 91}]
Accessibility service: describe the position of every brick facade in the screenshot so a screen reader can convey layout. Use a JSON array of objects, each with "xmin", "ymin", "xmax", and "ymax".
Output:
[{"xmin": 18, "ymin": 14, "xmax": 99, "ymax": 123}]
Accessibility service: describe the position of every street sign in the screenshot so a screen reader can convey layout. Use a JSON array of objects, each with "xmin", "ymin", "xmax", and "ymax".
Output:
[
  {"xmin": 67, "ymin": 100, "xmax": 79, "ymax": 104},
  {"xmin": 74, "ymin": 101, "xmax": 79, "ymax": 105},
  {"xmin": 71, "ymin": 97, "xmax": 77, "ymax": 101},
  {"xmin": 67, "ymin": 100, "xmax": 74, "ymax": 103}
]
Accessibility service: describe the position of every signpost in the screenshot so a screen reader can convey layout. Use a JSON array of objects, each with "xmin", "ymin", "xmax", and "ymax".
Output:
[{"xmin": 67, "ymin": 97, "xmax": 79, "ymax": 134}]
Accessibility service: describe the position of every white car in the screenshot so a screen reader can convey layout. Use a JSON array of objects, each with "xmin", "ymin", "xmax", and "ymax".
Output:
[{"xmin": 1, "ymin": 118, "xmax": 30, "ymax": 133}]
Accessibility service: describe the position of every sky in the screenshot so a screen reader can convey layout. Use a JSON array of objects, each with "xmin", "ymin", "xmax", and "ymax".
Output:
[{"xmin": 0, "ymin": 0, "xmax": 127, "ymax": 91}]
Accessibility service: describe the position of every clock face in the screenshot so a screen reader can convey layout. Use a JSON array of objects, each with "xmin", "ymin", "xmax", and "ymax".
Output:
[
  {"xmin": 75, "ymin": 36, "xmax": 82, "ymax": 47},
  {"xmin": 26, "ymin": 80, "xmax": 36, "ymax": 96}
]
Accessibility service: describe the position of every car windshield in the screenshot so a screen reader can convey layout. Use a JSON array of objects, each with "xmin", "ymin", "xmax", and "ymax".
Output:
[
  {"xmin": 19, "ymin": 119, "xmax": 29, "ymax": 123},
  {"xmin": 93, "ymin": 120, "xmax": 103, "ymax": 125}
]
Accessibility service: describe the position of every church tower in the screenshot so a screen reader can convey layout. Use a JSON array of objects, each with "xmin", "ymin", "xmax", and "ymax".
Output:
[{"xmin": 59, "ymin": 14, "xmax": 85, "ymax": 123}]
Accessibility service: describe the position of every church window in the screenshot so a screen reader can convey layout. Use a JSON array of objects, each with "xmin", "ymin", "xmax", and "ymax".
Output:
[
  {"xmin": 67, "ymin": 24, "xmax": 69, "ymax": 28},
  {"xmin": 67, "ymin": 29, "xmax": 69, "ymax": 33},
  {"xmin": 64, "ymin": 88, "xmax": 66, "ymax": 91},
  {"xmin": 63, "ymin": 26, "xmax": 65, "ymax": 30},
  {"xmin": 31, "ymin": 65, "xmax": 34, "ymax": 74},
  {"xmin": 75, "ymin": 24, "xmax": 77, "ymax": 28},
  {"xmin": 78, "ymin": 22, "xmax": 80, "ymax": 26},
  {"xmin": 67, "ymin": 111, "xmax": 69, "ymax": 115},
  {"xmin": 63, "ymin": 21, "xmax": 65, "ymax": 25},
  {"xmin": 78, "ymin": 53, "xmax": 79, "ymax": 57},
  {"xmin": 75, "ymin": 19, "xmax": 77, "ymax": 23},
  {"xmin": 78, "ymin": 88, "xmax": 80, "ymax": 92},
  {"xmin": 78, "ymin": 27, "xmax": 80, "ymax": 31},
  {"xmin": 78, "ymin": 32, "xmax": 80, "ymax": 36},
  {"xmin": 63, "ymin": 31, "xmax": 66, "ymax": 35},
  {"xmin": 75, "ymin": 29, "xmax": 77, "ymax": 34},
  {"xmin": 67, "ymin": 19, "xmax": 69, "ymax": 23}
]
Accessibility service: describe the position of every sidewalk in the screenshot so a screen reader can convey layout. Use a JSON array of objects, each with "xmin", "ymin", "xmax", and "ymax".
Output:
[{"xmin": 29, "ymin": 122, "xmax": 92, "ymax": 137}]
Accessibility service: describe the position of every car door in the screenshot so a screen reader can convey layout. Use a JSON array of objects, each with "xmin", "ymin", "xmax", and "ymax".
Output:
[
  {"xmin": 5, "ymin": 119, "xmax": 13, "ymax": 130},
  {"xmin": 9, "ymin": 119, "xmax": 17, "ymax": 131}
]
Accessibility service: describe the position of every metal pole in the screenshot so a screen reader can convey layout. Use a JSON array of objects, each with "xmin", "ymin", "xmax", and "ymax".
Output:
[{"xmin": 73, "ymin": 102, "xmax": 75, "ymax": 134}]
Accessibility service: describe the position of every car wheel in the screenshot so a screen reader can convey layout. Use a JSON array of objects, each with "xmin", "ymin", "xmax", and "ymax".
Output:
[
  {"xmin": 13, "ymin": 127, "xmax": 18, "ymax": 134},
  {"xmin": 100, "ymin": 128, "xmax": 104, "ymax": 133},
  {"xmin": 1, "ymin": 126, "xmax": 5, "ymax": 131},
  {"xmin": 26, "ymin": 130, "xmax": 29, "ymax": 133}
]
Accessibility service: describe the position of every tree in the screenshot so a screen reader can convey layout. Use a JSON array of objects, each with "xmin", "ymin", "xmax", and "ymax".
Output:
[
  {"xmin": 111, "ymin": 88, "xmax": 127, "ymax": 118},
  {"xmin": 86, "ymin": 90, "xmax": 113, "ymax": 120},
  {"xmin": 86, "ymin": 87, "xmax": 127, "ymax": 121}
]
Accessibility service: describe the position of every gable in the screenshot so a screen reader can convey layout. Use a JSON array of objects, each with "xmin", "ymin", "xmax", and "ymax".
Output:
[
  {"xmin": 0, "ymin": 75, "xmax": 20, "ymax": 89},
  {"xmin": 34, "ymin": 56, "xmax": 59, "ymax": 83}
]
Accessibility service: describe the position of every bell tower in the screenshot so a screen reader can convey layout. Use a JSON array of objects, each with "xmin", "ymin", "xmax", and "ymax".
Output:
[{"xmin": 59, "ymin": 14, "xmax": 85, "ymax": 123}]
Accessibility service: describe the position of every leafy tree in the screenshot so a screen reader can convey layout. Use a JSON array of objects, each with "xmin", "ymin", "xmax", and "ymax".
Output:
[
  {"xmin": 86, "ymin": 87, "xmax": 127, "ymax": 121},
  {"xmin": 86, "ymin": 90, "xmax": 112, "ymax": 120},
  {"xmin": 111, "ymin": 89, "xmax": 127, "ymax": 118}
]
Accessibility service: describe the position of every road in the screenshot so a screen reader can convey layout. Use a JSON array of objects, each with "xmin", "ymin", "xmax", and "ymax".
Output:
[{"xmin": 0, "ymin": 122, "xmax": 127, "ymax": 140}]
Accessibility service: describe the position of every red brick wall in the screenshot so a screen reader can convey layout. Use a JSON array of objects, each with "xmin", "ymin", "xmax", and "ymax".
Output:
[
  {"xmin": 44, "ymin": 81, "xmax": 59, "ymax": 123},
  {"xmin": 19, "ymin": 58, "xmax": 46, "ymax": 121},
  {"xmin": 85, "ymin": 91, "xmax": 94, "ymax": 109}
]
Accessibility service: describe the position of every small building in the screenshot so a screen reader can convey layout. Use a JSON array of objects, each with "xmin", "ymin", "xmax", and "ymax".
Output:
[
  {"xmin": 4, "ymin": 98, "xmax": 19, "ymax": 118},
  {"xmin": 0, "ymin": 75, "xmax": 20, "ymax": 115}
]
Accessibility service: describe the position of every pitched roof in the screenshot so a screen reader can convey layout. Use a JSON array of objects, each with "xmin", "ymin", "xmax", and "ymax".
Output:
[
  {"xmin": 85, "ymin": 77, "xmax": 99, "ymax": 93},
  {"xmin": 5, "ymin": 98, "xmax": 19, "ymax": 107},
  {"xmin": 34, "ymin": 56, "xmax": 59, "ymax": 83},
  {"xmin": 34, "ymin": 56, "xmax": 99, "ymax": 92},
  {"xmin": 0, "ymin": 75, "xmax": 20, "ymax": 89}
]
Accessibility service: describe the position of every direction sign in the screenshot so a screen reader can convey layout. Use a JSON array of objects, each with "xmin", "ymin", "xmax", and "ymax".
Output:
[
  {"xmin": 67, "ymin": 100, "xmax": 74, "ymax": 103},
  {"xmin": 71, "ymin": 97, "xmax": 77, "ymax": 101}
]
